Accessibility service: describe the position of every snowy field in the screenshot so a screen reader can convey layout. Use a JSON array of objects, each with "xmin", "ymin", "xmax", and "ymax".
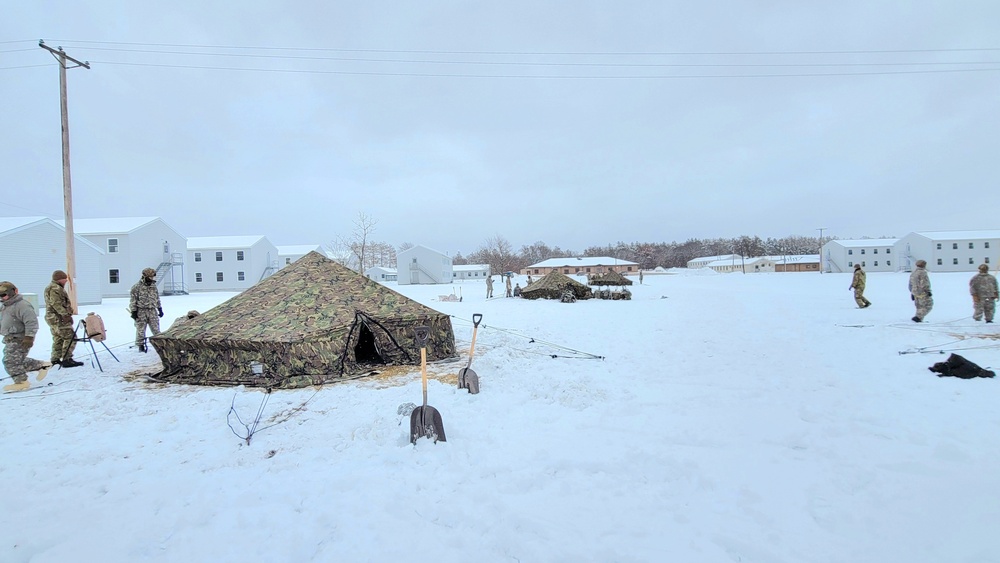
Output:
[{"xmin": 2, "ymin": 269, "xmax": 999, "ymax": 563}]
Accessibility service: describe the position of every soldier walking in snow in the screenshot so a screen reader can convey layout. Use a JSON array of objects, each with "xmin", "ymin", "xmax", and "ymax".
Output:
[
  {"xmin": 505, "ymin": 275, "xmax": 513, "ymax": 298},
  {"xmin": 44, "ymin": 270, "xmax": 83, "ymax": 367},
  {"xmin": 969, "ymin": 264, "xmax": 998, "ymax": 323},
  {"xmin": 849, "ymin": 264, "xmax": 871, "ymax": 309},
  {"xmin": 1, "ymin": 281, "xmax": 53, "ymax": 392},
  {"xmin": 908, "ymin": 259, "xmax": 933, "ymax": 323},
  {"xmin": 486, "ymin": 275, "xmax": 494, "ymax": 298},
  {"xmin": 129, "ymin": 267, "xmax": 163, "ymax": 352}
]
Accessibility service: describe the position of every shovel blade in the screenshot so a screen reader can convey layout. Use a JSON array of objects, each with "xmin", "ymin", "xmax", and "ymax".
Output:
[
  {"xmin": 458, "ymin": 367, "xmax": 480, "ymax": 394},
  {"xmin": 410, "ymin": 405, "xmax": 447, "ymax": 444}
]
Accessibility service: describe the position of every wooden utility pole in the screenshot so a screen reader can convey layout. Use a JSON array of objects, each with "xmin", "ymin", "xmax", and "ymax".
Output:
[
  {"xmin": 817, "ymin": 227, "xmax": 828, "ymax": 274},
  {"xmin": 39, "ymin": 40, "xmax": 90, "ymax": 313}
]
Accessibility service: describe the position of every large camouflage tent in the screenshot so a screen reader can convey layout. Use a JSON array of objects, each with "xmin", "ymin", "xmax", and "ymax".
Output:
[
  {"xmin": 150, "ymin": 251, "xmax": 456, "ymax": 388},
  {"xmin": 587, "ymin": 270, "xmax": 633, "ymax": 286},
  {"xmin": 519, "ymin": 271, "xmax": 593, "ymax": 301}
]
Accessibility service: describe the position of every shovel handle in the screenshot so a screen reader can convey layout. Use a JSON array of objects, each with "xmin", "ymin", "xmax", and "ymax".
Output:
[
  {"xmin": 415, "ymin": 326, "xmax": 429, "ymax": 406},
  {"xmin": 472, "ymin": 313, "xmax": 482, "ymax": 327}
]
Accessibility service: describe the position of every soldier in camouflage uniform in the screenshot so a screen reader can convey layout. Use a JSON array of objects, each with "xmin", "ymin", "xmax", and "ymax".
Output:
[
  {"xmin": 486, "ymin": 275, "xmax": 494, "ymax": 298},
  {"xmin": 1, "ymin": 281, "xmax": 52, "ymax": 391},
  {"xmin": 908, "ymin": 259, "xmax": 933, "ymax": 322},
  {"xmin": 969, "ymin": 264, "xmax": 998, "ymax": 323},
  {"xmin": 849, "ymin": 264, "xmax": 872, "ymax": 308},
  {"xmin": 44, "ymin": 270, "xmax": 83, "ymax": 367},
  {"xmin": 129, "ymin": 267, "xmax": 163, "ymax": 352}
]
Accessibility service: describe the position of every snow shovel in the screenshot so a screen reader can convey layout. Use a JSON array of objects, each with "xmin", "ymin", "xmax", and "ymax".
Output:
[
  {"xmin": 410, "ymin": 326, "xmax": 446, "ymax": 444},
  {"xmin": 458, "ymin": 313, "xmax": 482, "ymax": 394}
]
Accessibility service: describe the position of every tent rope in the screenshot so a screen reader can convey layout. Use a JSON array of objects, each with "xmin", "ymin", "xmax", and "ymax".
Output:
[
  {"xmin": 227, "ymin": 388, "xmax": 272, "ymax": 445},
  {"xmin": 448, "ymin": 316, "xmax": 604, "ymax": 360}
]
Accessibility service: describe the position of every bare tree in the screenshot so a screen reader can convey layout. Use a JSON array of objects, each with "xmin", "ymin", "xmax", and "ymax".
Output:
[
  {"xmin": 470, "ymin": 234, "xmax": 517, "ymax": 275},
  {"xmin": 330, "ymin": 212, "xmax": 378, "ymax": 271}
]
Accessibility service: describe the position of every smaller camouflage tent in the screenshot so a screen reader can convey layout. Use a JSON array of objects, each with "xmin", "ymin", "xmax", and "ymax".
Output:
[
  {"xmin": 587, "ymin": 270, "xmax": 633, "ymax": 286},
  {"xmin": 150, "ymin": 251, "xmax": 456, "ymax": 388},
  {"xmin": 520, "ymin": 271, "xmax": 593, "ymax": 301}
]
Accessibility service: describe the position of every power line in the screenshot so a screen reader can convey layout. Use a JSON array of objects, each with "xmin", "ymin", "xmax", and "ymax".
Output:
[
  {"xmin": 48, "ymin": 39, "xmax": 1000, "ymax": 56},
  {"xmin": 42, "ymin": 45, "xmax": 1000, "ymax": 69},
  {"xmin": 88, "ymin": 59, "xmax": 1000, "ymax": 79}
]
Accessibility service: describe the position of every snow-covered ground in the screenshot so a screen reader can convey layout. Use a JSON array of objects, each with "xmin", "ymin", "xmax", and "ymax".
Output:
[{"xmin": 3, "ymin": 270, "xmax": 999, "ymax": 563}]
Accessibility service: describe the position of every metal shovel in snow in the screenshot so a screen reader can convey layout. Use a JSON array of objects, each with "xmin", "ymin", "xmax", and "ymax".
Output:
[
  {"xmin": 410, "ymin": 326, "xmax": 446, "ymax": 444},
  {"xmin": 457, "ymin": 313, "xmax": 482, "ymax": 394}
]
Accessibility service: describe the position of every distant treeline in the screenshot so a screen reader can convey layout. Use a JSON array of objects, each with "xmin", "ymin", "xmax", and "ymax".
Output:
[{"xmin": 455, "ymin": 234, "xmax": 830, "ymax": 276}]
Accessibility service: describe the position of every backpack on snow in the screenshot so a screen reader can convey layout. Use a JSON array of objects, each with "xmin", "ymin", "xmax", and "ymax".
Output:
[{"xmin": 84, "ymin": 312, "xmax": 107, "ymax": 343}]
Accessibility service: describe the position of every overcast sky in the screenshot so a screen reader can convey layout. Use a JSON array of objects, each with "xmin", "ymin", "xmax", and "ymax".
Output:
[{"xmin": 3, "ymin": 3, "xmax": 999, "ymax": 255}]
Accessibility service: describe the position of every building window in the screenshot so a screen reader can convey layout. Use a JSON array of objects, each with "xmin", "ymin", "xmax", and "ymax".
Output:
[
  {"xmin": 238, "ymin": 271, "xmax": 245, "ymax": 281},
  {"xmin": 194, "ymin": 252, "xmax": 202, "ymax": 262},
  {"xmin": 985, "ymin": 242, "xmax": 990, "ymax": 249},
  {"xmin": 970, "ymin": 258, "xmax": 975, "ymax": 264},
  {"xmin": 285, "ymin": 258, "xmax": 291, "ymax": 265},
  {"xmin": 887, "ymin": 248, "xmax": 892, "ymax": 254},
  {"xmin": 936, "ymin": 243, "xmax": 942, "ymax": 250},
  {"xmin": 937, "ymin": 259, "xmax": 943, "ymax": 265},
  {"xmin": 969, "ymin": 242, "xmax": 975, "ymax": 249},
  {"xmin": 862, "ymin": 261, "xmax": 866, "ymax": 267},
  {"xmin": 216, "ymin": 272, "xmax": 224, "ymax": 282},
  {"xmin": 216, "ymin": 252, "xmax": 223, "ymax": 262},
  {"xmin": 848, "ymin": 249, "xmax": 853, "ymax": 255},
  {"xmin": 874, "ymin": 261, "xmax": 879, "ymax": 266},
  {"xmin": 861, "ymin": 249, "xmax": 866, "ymax": 254},
  {"xmin": 987, "ymin": 257, "xmax": 991, "ymax": 264},
  {"xmin": 873, "ymin": 249, "xmax": 878, "ymax": 254},
  {"xmin": 107, "ymin": 238, "xmax": 119, "ymax": 253},
  {"xmin": 109, "ymin": 269, "xmax": 119, "ymax": 284},
  {"xmin": 195, "ymin": 273, "xmax": 202, "ymax": 282},
  {"xmin": 953, "ymin": 258, "xmax": 959, "ymax": 265},
  {"xmin": 848, "ymin": 261, "xmax": 853, "ymax": 267},
  {"xmin": 237, "ymin": 251, "xmax": 245, "ymax": 261},
  {"xmin": 953, "ymin": 243, "xmax": 958, "ymax": 250},
  {"xmin": 887, "ymin": 260, "xmax": 891, "ymax": 266}
]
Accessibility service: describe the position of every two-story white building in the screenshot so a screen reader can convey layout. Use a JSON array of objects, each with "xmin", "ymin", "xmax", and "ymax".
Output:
[
  {"xmin": 397, "ymin": 245, "xmax": 452, "ymax": 285},
  {"xmin": 186, "ymin": 235, "xmax": 280, "ymax": 291},
  {"xmin": 821, "ymin": 239, "xmax": 898, "ymax": 273},
  {"xmin": 62, "ymin": 217, "xmax": 187, "ymax": 298},
  {"xmin": 0, "ymin": 217, "xmax": 104, "ymax": 305},
  {"xmin": 894, "ymin": 231, "xmax": 1000, "ymax": 272}
]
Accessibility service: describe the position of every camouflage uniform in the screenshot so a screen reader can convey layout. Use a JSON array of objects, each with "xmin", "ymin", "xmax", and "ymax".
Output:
[
  {"xmin": 505, "ymin": 276, "xmax": 512, "ymax": 298},
  {"xmin": 908, "ymin": 263, "xmax": 933, "ymax": 321},
  {"xmin": 129, "ymin": 269, "xmax": 163, "ymax": 349},
  {"xmin": 486, "ymin": 276, "xmax": 493, "ymax": 298},
  {"xmin": 44, "ymin": 278, "xmax": 77, "ymax": 362},
  {"xmin": 969, "ymin": 266, "xmax": 998, "ymax": 322},
  {"xmin": 849, "ymin": 266, "xmax": 871, "ymax": 308},
  {"xmin": 1, "ymin": 284, "xmax": 50, "ymax": 383}
]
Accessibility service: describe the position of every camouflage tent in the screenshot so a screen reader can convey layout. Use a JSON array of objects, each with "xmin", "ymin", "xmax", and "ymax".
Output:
[
  {"xmin": 587, "ymin": 270, "xmax": 633, "ymax": 286},
  {"xmin": 520, "ymin": 271, "xmax": 593, "ymax": 301},
  {"xmin": 150, "ymin": 251, "xmax": 456, "ymax": 388}
]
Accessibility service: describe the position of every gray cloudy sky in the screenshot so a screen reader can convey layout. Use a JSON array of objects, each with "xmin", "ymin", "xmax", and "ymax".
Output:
[{"xmin": 3, "ymin": 2, "xmax": 999, "ymax": 255}]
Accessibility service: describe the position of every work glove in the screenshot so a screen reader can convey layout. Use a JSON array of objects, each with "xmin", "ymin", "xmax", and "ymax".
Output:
[
  {"xmin": 158, "ymin": 307, "xmax": 164, "ymax": 318},
  {"xmin": 22, "ymin": 335, "xmax": 34, "ymax": 348},
  {"xmin": 131, "ymin": 310, "xmax": 138, "ymax": 320},
  {"xmin": 911, "ymin": 294, "xmax": 915, "ymax": 301}
]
